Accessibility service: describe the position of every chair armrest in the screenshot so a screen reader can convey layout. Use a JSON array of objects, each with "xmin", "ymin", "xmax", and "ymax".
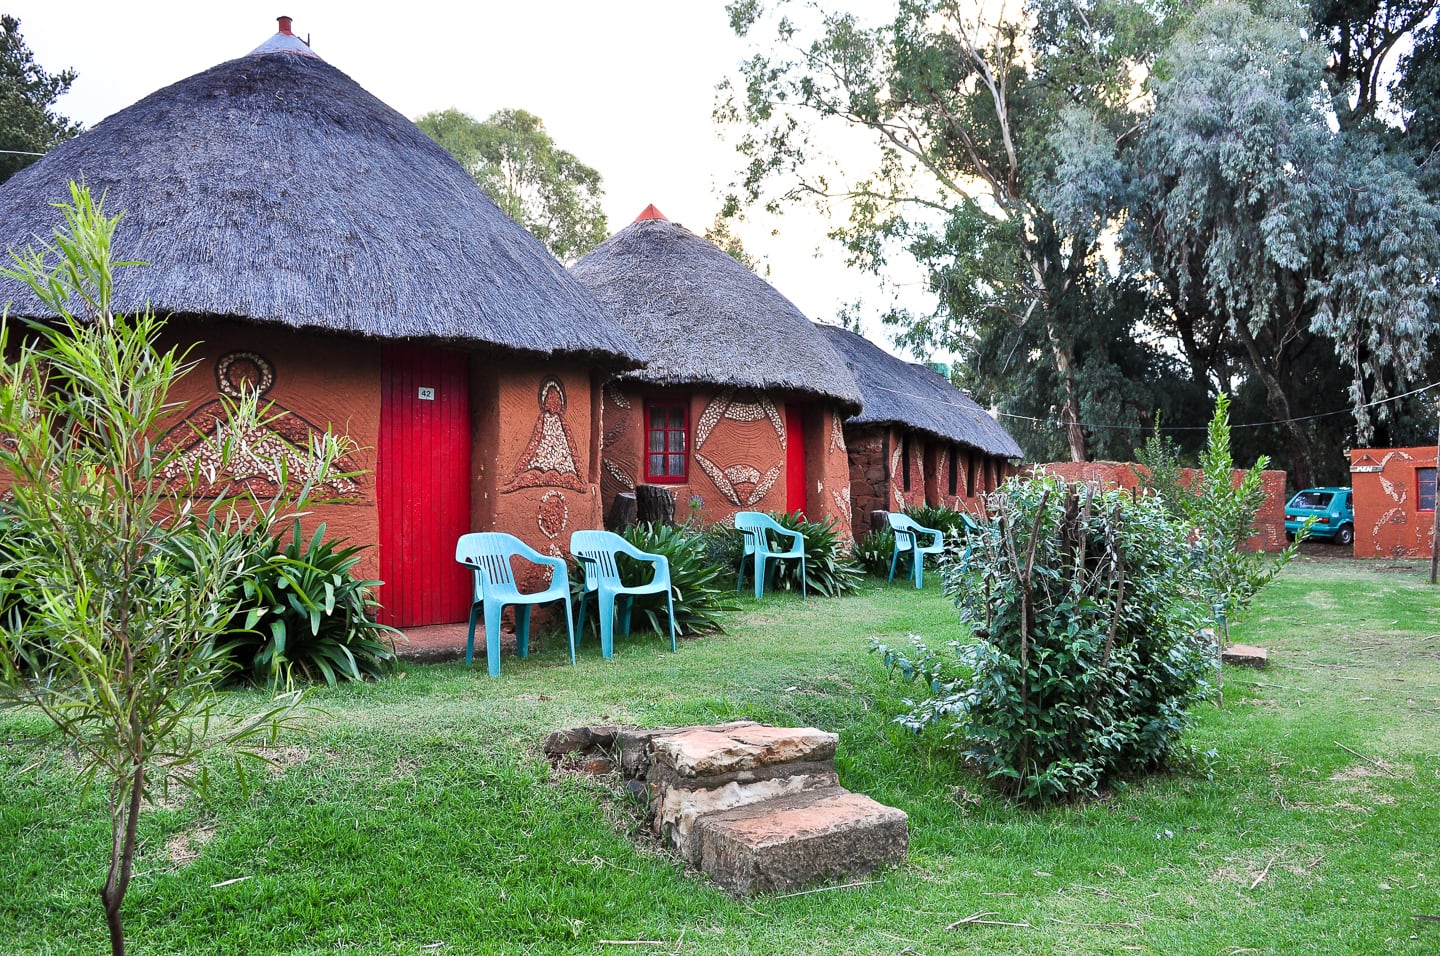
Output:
[
  {"xmin": 919, "ymin": 526, "xmax": 944, "ymax": 548},
  {"xmin": 781, "ymin": 526, "xmax": 806, "ymax": 551}
]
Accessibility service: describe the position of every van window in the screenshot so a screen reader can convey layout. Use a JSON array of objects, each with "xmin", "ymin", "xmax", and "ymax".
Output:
[{"xmin": 1292, "ymin": 491, "xmax": 1333, "ymax": 509}]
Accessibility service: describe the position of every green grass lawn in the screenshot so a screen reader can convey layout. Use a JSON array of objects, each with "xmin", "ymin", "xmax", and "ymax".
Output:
[{"xmin": 3, "ymin": 556, "xmax": 1438, "ymax": 955}]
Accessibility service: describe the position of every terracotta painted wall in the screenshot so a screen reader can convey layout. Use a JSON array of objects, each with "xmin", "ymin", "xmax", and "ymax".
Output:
[
  {"xmin": 161, "ymin": 319, "xmax": 380, "ymax": 576},
  {"xmin": 469, "ymin": 360, "xmax": 604, "ymax": 590},
  {"xmin": 1029, "ymin": 461, "xmax": 1288, "ymax": 553},
  {"xmin": 600, "ymin": 385, "xmax": 850, "ymax": 533},
  {"xmin": 1350, "ymin": 446, "xmax": 1437, "ymax": 558}
]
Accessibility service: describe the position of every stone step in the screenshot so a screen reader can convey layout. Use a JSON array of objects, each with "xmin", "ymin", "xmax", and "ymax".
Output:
[
  {"xmin": 650, "ymin": 725, "xmax": 837, "ymax": 778},
  {"xmin": 693, "ymin": 787, "xmax": 909, "ymax": 896}
]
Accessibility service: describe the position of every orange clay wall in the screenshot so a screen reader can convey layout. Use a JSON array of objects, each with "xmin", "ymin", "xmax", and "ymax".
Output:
[
  {"xmin": 600, "ymin": 385, "xmax": 851, "ymax": 535},
  {"xmin": 161, "ymin": 319, "xmax": 381, "ymax": 578},
  {"xmin": 470, "ymin": 360, "xmax": 605, "ymax": 591},
  {"xmin": 1350, "ymin": 446, "xmax": 1437, "ymax": 558},
  {"xmin": 1030, "ymin": 461, "xmax": 1288, "ymax": 552},
  {"xmin": 844, "ymin": 424, "xmax": 1012, "ymax": 537}
]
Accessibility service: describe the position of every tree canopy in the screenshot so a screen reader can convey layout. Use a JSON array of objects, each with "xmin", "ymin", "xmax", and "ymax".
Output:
[
  {"xmin": 721, "ymin": 0, "xmax": 1440, "ymax": 482},
  {"xmin": 0, "ymin": 14, "xmax": 80, "ymax": 184},
  {"xmin": 416, "ymin": 107, "xmax": 607, "ymax": 264}
]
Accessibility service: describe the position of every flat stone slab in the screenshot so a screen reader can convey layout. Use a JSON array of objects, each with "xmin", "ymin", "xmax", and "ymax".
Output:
[
  {"xmin": 651, "ymin": 726, "xmax": 837, "ymax": 778},
  {"xmin": 1222, "ymin": 643, "xmax": 1269, "ymax": 668},
  {"xmin": 694, "ymin": 787, "xmax": 908, "ymax": 896}
]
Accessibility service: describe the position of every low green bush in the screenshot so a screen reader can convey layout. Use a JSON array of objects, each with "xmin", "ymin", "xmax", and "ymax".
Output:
[
  {"xmin": 571, "ymin": 523, "xmax": 736, "ymax": 639},
  {"xmin": 765, "ymin": 512, "xmax": 862, "ymax": 597},
  {"xmin": 165, "ymin": 520, "xmax": 398, "ymax": 687},
  {"xmin": 231, "ymin": 521, "xmax": 398, "ymax": 686},
  {"xmin": 852, "ymin": 526, "xmax": 897, "ymax": 577},
  {"xmin": 873, "ymin": 476, "xmax": 1213, "ymax": 804}
]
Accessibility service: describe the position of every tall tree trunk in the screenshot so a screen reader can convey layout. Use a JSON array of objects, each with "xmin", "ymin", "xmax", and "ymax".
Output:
[{"xmin": 1235, "ymin": 321, "xmax": 1313, "ymax": 488}]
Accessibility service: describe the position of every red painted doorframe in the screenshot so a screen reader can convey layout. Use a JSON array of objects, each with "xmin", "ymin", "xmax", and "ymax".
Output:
[
  {"xmin": 377, "ymin": 344, "xmax": 472, "ymax": 627},
  {"xmin": 785, "ymin": 405, "xmax": 808, "ymax": 517}
]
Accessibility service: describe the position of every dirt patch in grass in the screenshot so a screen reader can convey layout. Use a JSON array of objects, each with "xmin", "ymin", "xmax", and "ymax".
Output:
[
  {"xmin": 256, "ymin": 744, "xmax": 311, "ymax": 775},
  {"xmin": 166, "ymin": 824, "xmax": 216, "ymax": 867}
]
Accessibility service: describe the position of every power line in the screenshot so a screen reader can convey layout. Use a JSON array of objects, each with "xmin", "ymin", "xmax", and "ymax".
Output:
[{"xmin": 870, "ymin": 379, "xmax": 1440, "ymax": 433}]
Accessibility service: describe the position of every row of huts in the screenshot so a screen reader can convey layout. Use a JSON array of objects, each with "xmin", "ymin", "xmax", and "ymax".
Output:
[{"xmin": 0, "ymin": 19, "xmax": 1022, "ymax": 628}]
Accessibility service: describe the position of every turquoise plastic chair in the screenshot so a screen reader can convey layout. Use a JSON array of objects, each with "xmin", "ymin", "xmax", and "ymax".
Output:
[
  {"xmin": 454, "ymin": 532, "xmax": 575, "ymax": 677},
  {"xmin": 887, "ymin": 512, "xmax": 945, "ymax": 588},
  {"xmin": 734, "ymin": 511, "xmax": 807, "ymax": 599},
  {"xmin": 569, "ymin": 530, "xmax": 677, "ymax": 658}
]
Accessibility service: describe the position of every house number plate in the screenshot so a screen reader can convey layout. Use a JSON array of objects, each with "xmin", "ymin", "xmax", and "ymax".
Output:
[{"xmin": 417, "ymin": 387, "xmax": 436, "ymax": 401}]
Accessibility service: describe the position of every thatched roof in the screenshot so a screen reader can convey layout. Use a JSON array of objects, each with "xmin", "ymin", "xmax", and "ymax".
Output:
[
  {"xmin": 817, "ymin": 323, "xmax": 1024, "ymax": 459},
  {"xmin": 569, "ymin": 211, "xmax": 862, "ymax": 412},
  {"xmin": 0, "ymin": 26, "xmax": 643, "ymax": 367}
]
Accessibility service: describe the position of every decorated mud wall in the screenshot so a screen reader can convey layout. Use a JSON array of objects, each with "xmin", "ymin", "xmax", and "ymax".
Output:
[
  {"xmin": 1350, "ymin": 446, "xmax": 1438, "ymax": 558},
  {"xmin": 845, "ymin": 425, "xmax": 1014, "ymax": 537},
  {"xmin": 1030, "ymin": 461, "xmax": 1288, "ymax": 553},
  {"xmin": 600, "ymin": 385, "xmax": 853, "ymax": 536},
  {"xmin": 470, "ymin": 361, "xmax": 605, "ymax": 589},
  {"xmin": 161, "ymin": 319, "xmax": 379, "ymax": 574}
]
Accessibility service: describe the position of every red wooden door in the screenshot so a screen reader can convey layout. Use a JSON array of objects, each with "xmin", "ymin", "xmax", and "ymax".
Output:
[
  {"xmin": 378, "ymin": 345, "xmax": 472, "ymax": 627},
  {"xmin": 785, "ymin": 405, "xmax": 808, "ymax": 517}
]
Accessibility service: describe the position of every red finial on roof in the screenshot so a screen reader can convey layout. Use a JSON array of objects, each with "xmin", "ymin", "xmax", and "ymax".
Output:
[
  {"xmin": 277, "ymin": 15, "xmax": 293, "ymax": 35},
  {"xmin": 634, "ymin": 204, "xmax": 668, "ymax": 222}
]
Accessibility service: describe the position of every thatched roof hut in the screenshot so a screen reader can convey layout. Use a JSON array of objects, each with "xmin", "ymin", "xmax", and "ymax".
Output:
[
  {"xmin": 817, "ymin": 323, "xmax": 1024, "ymax": 459},
  {"xmin": 570, "ymin": 208, "xmax": 862, "ymax": 411},
  {"xmin": 0, "ymin": 21, "xmax": 642, "ymax": 367}
]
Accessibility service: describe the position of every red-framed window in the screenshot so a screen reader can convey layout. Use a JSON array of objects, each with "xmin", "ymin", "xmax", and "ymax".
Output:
[
  {"xmin": 1419, "ymin": 467, "xmax": 1436, "ymax": 512},
  {"xmin": 644, "ymin": 399, "xmax": 689, "ymax": 483}
]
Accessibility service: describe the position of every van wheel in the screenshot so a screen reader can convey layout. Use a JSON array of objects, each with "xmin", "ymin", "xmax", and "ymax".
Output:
[{"xmin": 1334, "ymin": 523, "xmax": 1354, "ymax": 547}]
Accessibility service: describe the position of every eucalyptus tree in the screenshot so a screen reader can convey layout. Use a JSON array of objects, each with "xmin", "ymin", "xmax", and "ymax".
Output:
[
  {"xmin": 719, "ymin": 0, "xmax": 1191, "ymax": 462},
  {"xmin": 416, "ymin": 107, "xmax": 607, "ymax": 263},
  {"xmin": 1128, "ymin": 1, "xmax": 1440, "ymax": 486}
]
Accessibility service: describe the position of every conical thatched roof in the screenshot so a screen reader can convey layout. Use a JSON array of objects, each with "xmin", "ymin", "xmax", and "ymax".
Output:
[
  {"xmin": 570, "ymin": 211, "xmax": 862, "ymax": 412},
  {"xmin": 817, "ymin": 323, "xmax": 1024, "ymax": 459},
  {"xmin": 0, "ymin": 25, "xmax": 643, "ymax": 367}
]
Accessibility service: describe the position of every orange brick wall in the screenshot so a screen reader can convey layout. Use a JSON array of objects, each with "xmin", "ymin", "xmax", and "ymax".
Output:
[
  {"xmin": 1350, "ymin": 447, "xmax": 1437, "ymax": 558},
  {"xmin": 1028, "ymin": 461, "xmax": 1288, "ymax": 553}
]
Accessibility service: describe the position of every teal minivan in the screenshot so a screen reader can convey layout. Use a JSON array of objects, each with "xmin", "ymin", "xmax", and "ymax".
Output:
[{"xmin": 1284, "ymin": 487, "xmax": 1354, "ymax": 545}]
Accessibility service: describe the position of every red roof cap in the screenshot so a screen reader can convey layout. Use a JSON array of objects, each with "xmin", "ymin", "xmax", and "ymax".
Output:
[{"xmin": 634, "ymin": 204, "xmax": 668, "ymax": 222}]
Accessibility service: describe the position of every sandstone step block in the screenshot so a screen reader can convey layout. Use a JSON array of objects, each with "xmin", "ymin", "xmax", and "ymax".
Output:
[
  {"xmin": 648, "ymin": 725, "xmax": 841, "ymax": 857},
  {"xmin": 650, "ymin": 725, "xmax": 837, "ymax": 778},
  {"xmin": 694, "ymin": 787, "xmax": 909, "ymax": 896}
]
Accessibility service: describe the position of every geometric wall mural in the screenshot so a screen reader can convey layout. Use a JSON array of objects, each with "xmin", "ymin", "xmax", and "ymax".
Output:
[
  {"xmin": 693, "ymin": 388, "xmax": 784, "ymax": 508},
  {"xmin": 155, "ymin": 350, "xmax": 362, "ymax": 501},
  {"xmin": 502, "ymin": 376, "xmax": 588, "ymax": 493}
]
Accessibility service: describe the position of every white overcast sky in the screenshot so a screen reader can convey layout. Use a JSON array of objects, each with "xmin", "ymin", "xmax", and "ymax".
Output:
[{"xmin": 11, "ymin": 0, "xmax": 935, "ymax": 359}]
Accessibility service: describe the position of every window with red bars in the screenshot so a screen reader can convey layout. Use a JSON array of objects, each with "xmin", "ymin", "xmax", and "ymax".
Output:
[{"xmin": 644, "ymin": 400, "xmax": 688, "ymax": 483}]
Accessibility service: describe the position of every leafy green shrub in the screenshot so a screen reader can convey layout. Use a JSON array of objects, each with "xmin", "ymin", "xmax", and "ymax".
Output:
[
  {"xmin": 873, "ymin": 476, "xmax": 1212, "ymax": 804},
  {"xmin": 571, "ymin": 523, "xmax": 737, "ymax": 639},
  {"xmin": 852, "ymin": 526, "xmax": 897, "ymax": 577},
  {"xmin": 190, "ymin": 521, "xmax": 398, "ymax": 687},
  {"xmin": 1135, "ymin": 394, "xmax": 1301, "ymax": 621},
  {"xmin": 765, "ymin": 512, "xmax": 862, "ymax": 597},
  {"xmin": 697, "ymin": 522, "xmax": 743, "ymax": 572}
]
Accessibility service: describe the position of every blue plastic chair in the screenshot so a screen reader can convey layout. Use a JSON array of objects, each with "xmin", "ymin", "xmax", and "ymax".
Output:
[
  {"xmin": 569, "ymin": 530, "xmax": 677, "ymax": 658},
  {"xmin": 887, "ymin": 512, "xmax": 945, "ymax": 588},
  {"xmin": 454, "ymin": 532, "xmax": 575, "ymax": 677},
  {"xmin": 734, "ymin": 511, "xmax": 807, "ymax": 599}
]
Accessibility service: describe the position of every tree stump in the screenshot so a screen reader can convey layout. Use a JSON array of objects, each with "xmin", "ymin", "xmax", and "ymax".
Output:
[
  {"xmin": 606, "ymin": 492, "xmax": 637, "ymax": 531},
  {"xmin": 637, "ymin": 484, "xmax": 677, "ymax": 526},
  {"xmin": 870, "ymin": 510, "xmax": 890, "ymax": 535}
]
